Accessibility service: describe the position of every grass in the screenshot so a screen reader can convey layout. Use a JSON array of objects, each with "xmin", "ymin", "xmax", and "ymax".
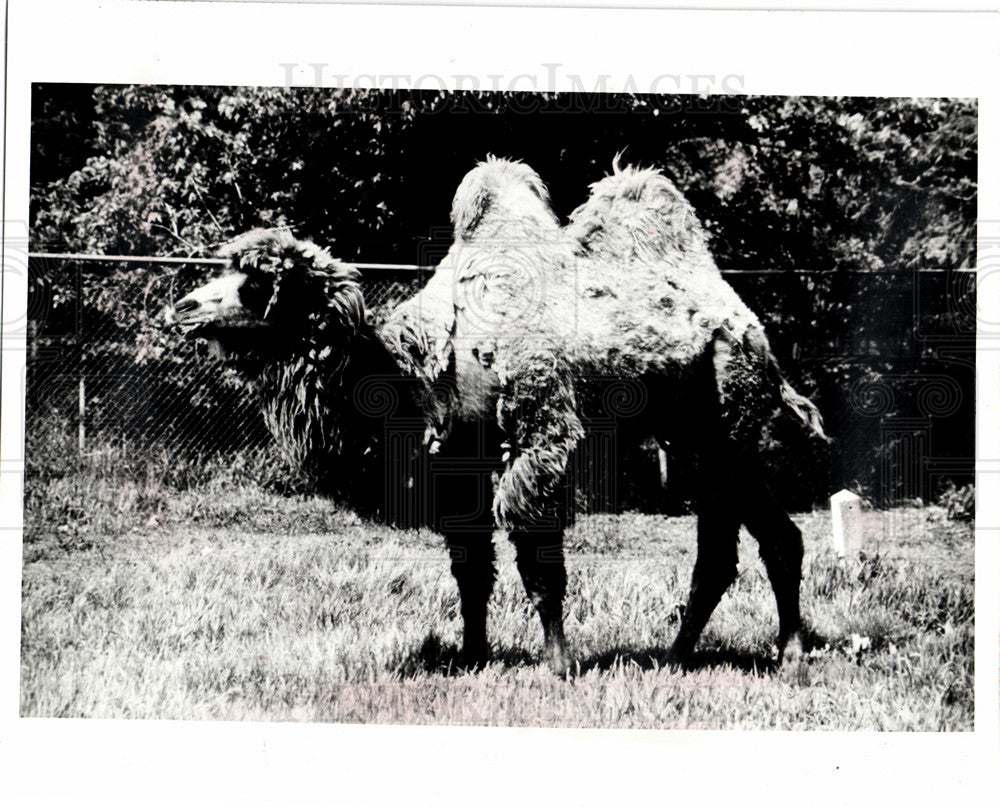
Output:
[{"xmin": 20, "ymin": 458, "xmax": 973, "ymax": 729}]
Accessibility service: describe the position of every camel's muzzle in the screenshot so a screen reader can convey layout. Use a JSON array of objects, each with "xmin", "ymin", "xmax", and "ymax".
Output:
[
  {"xmin": 172, "ymin": 297, "xmax": 201, "ymax": 316},
  {"xmin": 163, "ymin": 297, "xmax": 201, "ymax": 331},
  {"xmin": 164, "ymin": 272, "xmax": 251, "ymax": 332}
]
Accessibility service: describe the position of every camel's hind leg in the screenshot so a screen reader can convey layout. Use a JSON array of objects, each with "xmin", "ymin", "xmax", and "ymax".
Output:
[
  {"xmin": 509, "ymin": 525, "xmax": 571, "ymax": 676},
  {"xmin": 740, "ymin": 472, "xmax": 804, "ymax": 663},
  {"xmin": 666, "ymin": 488, "xmax": 741, "ymax": 664}
]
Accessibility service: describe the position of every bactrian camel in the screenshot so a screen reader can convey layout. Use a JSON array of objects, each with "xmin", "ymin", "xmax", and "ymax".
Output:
[{"xmin": 168, "ymin": 156, "xmax": 825, "ymax": 674}]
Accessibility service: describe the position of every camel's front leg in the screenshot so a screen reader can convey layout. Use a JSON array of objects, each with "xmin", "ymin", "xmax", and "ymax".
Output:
[
  {"xmin": 436, "ymin": 457, "xmax": 498, "ymax": 670},
  {"xmin": 444, "ymin": 530, "xmax": 495, "ymax": 669},
  {"xmin": 491, "ymin": 349, "xmax": 582, "ymax": 675},
  {"xmin": 739, "ymin": 469, "xmax": 805, "ymax": 664},
  {"xmin": 509, "ymin": 525, "xmax": 571, "ymax": 676},
  {"xmin": 666, "ymin": 505, "xmax": 740, "ymax": 664}
]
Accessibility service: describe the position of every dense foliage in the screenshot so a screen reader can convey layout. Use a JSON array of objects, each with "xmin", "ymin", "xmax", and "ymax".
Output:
[{"xmin": 28, "ymin": 86, "xmax": 976, "ymax": 507}]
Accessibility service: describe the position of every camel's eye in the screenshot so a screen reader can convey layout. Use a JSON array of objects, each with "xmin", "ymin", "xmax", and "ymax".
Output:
[{"xmin": 238, "ymin": 271, "xmax": 275, "ymax": 316}]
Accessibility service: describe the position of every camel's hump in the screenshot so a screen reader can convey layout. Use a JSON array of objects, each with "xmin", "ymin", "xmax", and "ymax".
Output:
[
  {"xmin": 451, "ymin": 156, "xmax": 560, "ymax": 241},
  {"xmin": 566, "ymin": 164, "xmax": 714, "ymax": 266}
]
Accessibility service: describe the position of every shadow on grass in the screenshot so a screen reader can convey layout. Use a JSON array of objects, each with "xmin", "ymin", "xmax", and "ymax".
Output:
[
  {"xmin": 398, "ymin": 628, "xmax": 835, "ymax": 678},
  {"xmin": 399, "ymin": 633, "xmax": 788, "ymax": 678},
  {"xmin": 394, "ymin": 633, "xmax": 461, "ymax": 677},
  {"xmin": 396, "ymin": 633, "xmax": 536, "ymax": 677}
]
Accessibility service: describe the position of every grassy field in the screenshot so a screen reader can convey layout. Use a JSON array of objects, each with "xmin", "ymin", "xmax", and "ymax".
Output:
[{"xmin": 20, "ymin": 462, "xmax": 973, "ymax": 729}]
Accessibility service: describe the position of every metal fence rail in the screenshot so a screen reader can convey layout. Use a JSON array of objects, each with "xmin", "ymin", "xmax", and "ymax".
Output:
[
  {"xmin": 22, "ymin": 253, "xmax": 976, "ymax": 507},
  {"xmin": 24, "ymin": 256, "xmax": 429, "ymax": 473}
]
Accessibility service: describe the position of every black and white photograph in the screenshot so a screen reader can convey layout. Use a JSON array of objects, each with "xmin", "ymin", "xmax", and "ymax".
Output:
[
  {"xmin": 2, "ymin": 1, "xmax": 997, "ymax": 804},
  {"xmin": 20, "ymin": 82, "xmax": 978, "ymax": 728}
]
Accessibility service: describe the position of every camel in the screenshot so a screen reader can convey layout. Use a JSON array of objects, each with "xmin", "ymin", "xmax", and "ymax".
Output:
[{"xmin": 167, "ymin": 157, "xmax": 825, "ymax": 674}]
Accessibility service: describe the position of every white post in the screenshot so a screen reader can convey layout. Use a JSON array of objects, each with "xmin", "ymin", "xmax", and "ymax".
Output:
[
  {"xmin": 830, "ymin": 489, "xmax": 863, "ymax": 556},
  {"xmin": 78, "ymin": 375, "xmax": 86, "ymax": 454}
]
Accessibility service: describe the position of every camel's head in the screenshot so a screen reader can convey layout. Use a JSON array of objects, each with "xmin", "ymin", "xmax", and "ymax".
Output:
[{"xmin": 166, "ymin": 228, "xmax": 364, "ymax": 359}]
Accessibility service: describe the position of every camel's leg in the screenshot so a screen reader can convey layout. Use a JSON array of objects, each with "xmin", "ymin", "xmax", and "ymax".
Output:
[
  {"xmin": 444, "ymin": 530, "xmax": 496, "ymax": 669},
  {"xmin": 509, "ymin": 525, "xmax": 571, "ymax": 676},
  {"xmin": 740, "ymin": 475, "xmax": 804, "ymax": 663},
  {"xmin": 438, "ymin": 467, "xmax": 497, "ymax": 670},
  {"xmin": 666, "ymin": 499, "xmax": 741, "ymax": 664}
]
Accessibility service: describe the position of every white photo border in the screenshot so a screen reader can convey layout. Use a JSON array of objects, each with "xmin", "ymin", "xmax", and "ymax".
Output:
[{"xmin": 2, "ymin": 1, "xmax": 997, "ymax": 804}]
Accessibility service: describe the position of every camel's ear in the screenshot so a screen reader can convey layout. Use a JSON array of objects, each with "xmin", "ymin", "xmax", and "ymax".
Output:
[{"xmin": 237, "ymin": 268, "xmax": 276, "ymax": 319}]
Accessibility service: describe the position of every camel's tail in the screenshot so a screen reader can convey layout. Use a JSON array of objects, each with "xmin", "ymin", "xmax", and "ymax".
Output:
[
  {"xmin": 738, "ymin": 325, "xmax": 828, "ymax": 442},
  {"xmin": 778, "ymin": 376, "xmax": 828, "ymax": 442}
]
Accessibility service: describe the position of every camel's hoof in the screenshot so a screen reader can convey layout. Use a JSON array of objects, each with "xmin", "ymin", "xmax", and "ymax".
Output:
[
  {"xmin": 777, "ymin": 632, "xmax": 810, "ymax": 684},
  {"xmin": 664, "ymin": 642, "xmax": 691, "ymax": 669},
  {"xmin": 543, "ymin": 644, "xmax": 572, "ymax": 677},
  {"xmin": 776, "ymin": 632, "xmax": 804, "ymax": 667},
  {"xmin": 460, "ymin": 645, "xmax": 489, "ymax": 673}
]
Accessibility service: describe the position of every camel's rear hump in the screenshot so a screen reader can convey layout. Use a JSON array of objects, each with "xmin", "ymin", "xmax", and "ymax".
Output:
[{"xmin": 567, "ymin": 164, "xmax": 716, "ymax": 269}]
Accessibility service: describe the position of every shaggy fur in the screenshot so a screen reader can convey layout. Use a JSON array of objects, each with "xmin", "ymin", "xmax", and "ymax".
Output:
[
  {"xmin": 170, "ymin": 157, "xmax": 825, "ymax": 675},
  {"xmin": 170, "ymin": 228, "xmax": 434, "ymax": 520},
  {"xmin": 448, "ymin": 161, "xmax": 824, "ymax": 527}
]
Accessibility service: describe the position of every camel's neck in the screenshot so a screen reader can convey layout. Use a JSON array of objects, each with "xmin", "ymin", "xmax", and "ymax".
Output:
[{"xmin": 257, "ymin": 316, "xmax": 421, "ymax": 509}]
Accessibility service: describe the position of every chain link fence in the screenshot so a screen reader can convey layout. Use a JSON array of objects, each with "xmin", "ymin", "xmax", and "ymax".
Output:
[
  {"xmin": 23, "ymin": 256, "xmax": 976, "ymax": 508},
  {"xmin": 24, "ymin": 257, "xmax": 428, "ymax": 479}
]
